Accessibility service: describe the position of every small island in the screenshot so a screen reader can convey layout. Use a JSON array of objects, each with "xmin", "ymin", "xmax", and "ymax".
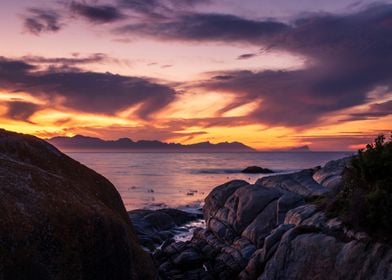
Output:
[
  {"xmin": 241, "ymin": 166, "xmax": 274, "ymax": 174},
  {"xmin": 288, "ymin": 145, "xmax": 311, "ymax": 152}
]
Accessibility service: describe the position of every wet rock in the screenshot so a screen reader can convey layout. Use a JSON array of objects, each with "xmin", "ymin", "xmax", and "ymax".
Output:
[
  {"xmin": 173, "ymin": 249, "xmax": 203, "ymax": 268},
  {"xmin": 128, "ymin": 208, "xmax": 202, "ymax": 251}
]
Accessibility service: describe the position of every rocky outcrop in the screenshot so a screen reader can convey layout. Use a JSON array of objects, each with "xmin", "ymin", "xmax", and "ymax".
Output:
[
  {"xmin": 128, "ymin": 208, "xmax": 202, "ymax": 251},
  {"xmin": 155, "ymin": 156, "xmax": 392, "ymax": 280},
  {"xmin": 259, "ymin": 204, "xmax": 392, "ymax": 280},
  {"xmin": 312, "ymin": 157, "xmax": 352, "ymax": 189},
  {"xmin": 0, "ymin": 129, "xmax": 155, "ymax": 280}
]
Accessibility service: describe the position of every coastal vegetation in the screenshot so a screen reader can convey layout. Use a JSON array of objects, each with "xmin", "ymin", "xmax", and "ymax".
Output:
[{"xmin": 322, "ymin": 134, "xmax": 392, "ymax": 241}]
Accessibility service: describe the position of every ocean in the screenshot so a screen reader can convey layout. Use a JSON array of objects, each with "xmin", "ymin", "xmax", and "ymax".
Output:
[{"xmin": 68, "ymin": 151, "xmax": 352, "ymax": 211}]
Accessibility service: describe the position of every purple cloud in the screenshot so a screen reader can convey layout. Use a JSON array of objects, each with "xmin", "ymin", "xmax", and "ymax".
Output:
[
  {"xmin": 70, "ymin": 2, "xmax": 126, "ymax": 23},
  {"xmin": 0, "ymin": 57, "xmax": 176, "ymax": 119},
  {"xmin": 5, "ymin": 101, "xmax": 41, "ymax": 121},
  {"xmin": 23, "ymin": 8, "xmax": 62, "ymax": 35}
]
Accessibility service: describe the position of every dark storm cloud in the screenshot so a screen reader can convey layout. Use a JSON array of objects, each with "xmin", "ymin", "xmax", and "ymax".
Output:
[
  {"xmin": 0, "ymin": 57, "xmax": 175, "ymax": 119},
  {"xmin": 23, "ymin": 8, "xmax": 62, "ymax": 35},
  {"xmin": 119, "ymin": 0, "xmax": 171, "ymax": 18},
  {"xmin": 70, "ymin": 2, "xmax": 126, "ymax": 23},
  {"xmin": 119, "ymin": 0, "xmax": 211, "ymax": 18},
  {"xmin": 0, "ymin": 58, "xmax": 36, "ymax": 74},
  {"xmin": 184, "ymin": 4, "xmax": 392, "ymax": 127},
  {"xmin": 118, "ymin": 13, "xmax": 288, "ymax": 43},
  {"xmin": 198, "ymin": 69, "xmax": 376, "ymax": 126},
  {"xmin": 5, "ymin": 101, "xmax": 41, "ymax": 121}
]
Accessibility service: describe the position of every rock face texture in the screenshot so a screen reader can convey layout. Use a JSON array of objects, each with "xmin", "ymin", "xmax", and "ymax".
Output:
[
  {"xmin": 155, "ymin": 156, "xmax": 392, "ymax": 280},
  {"xmin": 0, "ymin": 129, "xmax": 155, "ymax": 280}
]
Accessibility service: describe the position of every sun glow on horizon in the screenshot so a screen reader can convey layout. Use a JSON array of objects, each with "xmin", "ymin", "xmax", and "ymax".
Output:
[{"xmin": 0, "ymin": 1, "xmax": 391, "ymax": 151}]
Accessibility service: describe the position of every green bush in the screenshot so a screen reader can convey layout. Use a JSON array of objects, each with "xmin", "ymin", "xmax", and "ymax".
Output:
[{"xmin": 324, "ymin": 134, "xmax": 392, "ymax": 241}]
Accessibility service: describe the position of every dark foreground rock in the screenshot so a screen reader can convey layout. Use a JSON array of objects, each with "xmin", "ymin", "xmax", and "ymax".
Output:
[
  {"xmin": 0, "ymin": 129, "xmax": 155, "ymax": 280},
  {"xmin": 129, "ymin": 208, "xmax": 203, "ymax": 251},
  {"xmin": 155, "ymin": 156, "xmax": 392, "ymax": 280},
  {"xmin": 241, "ymin": 166, "xmax": 274, "ymax": 174}
]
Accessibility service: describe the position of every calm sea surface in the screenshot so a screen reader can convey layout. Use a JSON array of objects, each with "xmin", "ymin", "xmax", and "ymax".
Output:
[{"xmin": 68, "ymin": 152, "xmax": 352, "ymax": 210}]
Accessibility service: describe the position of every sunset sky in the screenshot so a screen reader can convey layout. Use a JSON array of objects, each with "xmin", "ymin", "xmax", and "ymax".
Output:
[{"xmin": 0, "ymin": 0, "xmax": 391, "ymax": 150}]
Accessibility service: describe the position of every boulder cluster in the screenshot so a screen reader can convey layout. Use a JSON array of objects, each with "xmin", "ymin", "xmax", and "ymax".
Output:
[{"xmin": 154, "ymin": 158, "xmax": 392, "ymax": 280}]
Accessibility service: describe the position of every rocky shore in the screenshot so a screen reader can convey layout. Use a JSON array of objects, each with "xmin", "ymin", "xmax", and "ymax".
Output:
[
  {"xmin": 146, "ymin": 157, "xmax": 392, "ymax": 280},
  {"xmin": 2, "ymin": 129, "xmax": 391, "ymax": 280}
]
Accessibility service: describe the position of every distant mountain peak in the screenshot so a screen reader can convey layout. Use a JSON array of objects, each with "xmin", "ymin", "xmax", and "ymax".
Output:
[
  {"xmin": 47, "ymin": 135, "xmax": 255, "ymax": 152},
  {"xmin": 73, "ymin": 134, "xmax": 94, "ymax": 138}
]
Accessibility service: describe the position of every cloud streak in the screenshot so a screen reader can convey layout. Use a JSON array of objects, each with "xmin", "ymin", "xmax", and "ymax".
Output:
[
  {"xmin": 0, "ymin": 56, "xmax": 176, "ymax": 119},
  {"xmin": 21, "ymin": 53, "xmax": 109, "ymax": 65},
  {"xmin": 347, "ymin": 100, "xmax": 392, "ymax": 121},
  {"xmin": 237, "ymin": 53, "xmax": 257, "ymax": 60},
  {"xmin": 70, "ymin": 2, "xmax": 126, "ymax": 23}
]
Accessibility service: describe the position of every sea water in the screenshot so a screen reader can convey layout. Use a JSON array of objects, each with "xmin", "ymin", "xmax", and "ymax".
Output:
[{"xmin": 68, "ymin": 151, "xmax": 351, "ymax": 211}]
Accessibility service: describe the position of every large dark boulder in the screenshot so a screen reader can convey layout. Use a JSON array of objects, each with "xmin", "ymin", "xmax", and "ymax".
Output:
[{"xmin": 0, "ymin": 129, "xmax": 155, "ymax": 280}]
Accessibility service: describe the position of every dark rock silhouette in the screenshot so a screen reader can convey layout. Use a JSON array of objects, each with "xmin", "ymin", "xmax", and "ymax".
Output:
[
  {"xmin": 241, "ymin": 166, "xmax": 274, "ymax": 174},
  {"xmin": 289, "ymin": 145, "xmax": 311, "ymax": 152},
  {"xmin": 0, "ymin": 129, "xmax": 155, "ymax": 280}
]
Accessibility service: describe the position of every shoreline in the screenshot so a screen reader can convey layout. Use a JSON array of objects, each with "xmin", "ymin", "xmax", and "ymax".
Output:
[{"xmin": 135, "ymin": 156, "xmax": 392, "ymax": 279}]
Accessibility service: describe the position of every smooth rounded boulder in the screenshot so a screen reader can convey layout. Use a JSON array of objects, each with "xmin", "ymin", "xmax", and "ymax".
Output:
[{"xmin": 0, "ymin": 129, "xmax": 155, "ymax": 280}]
